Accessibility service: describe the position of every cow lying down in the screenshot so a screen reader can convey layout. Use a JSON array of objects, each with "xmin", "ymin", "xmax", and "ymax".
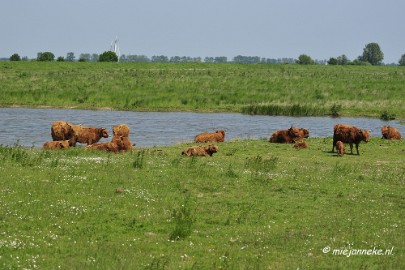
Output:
[
  {"xmin": 195, "ymin": 130, "xmax": 225, "ymax": 143},
  {"xmin": 182, "ymin": 144, "xmax": 219, "ymax": 157},
  {"xmin": 43, "ymin": 136, "xmax": 77, "ymax": 150},
  {"xmin": 85, "ymin": 136, "xmax": 134, "ymax": 154}
]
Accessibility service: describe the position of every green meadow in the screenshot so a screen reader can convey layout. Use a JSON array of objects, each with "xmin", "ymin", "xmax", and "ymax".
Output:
[
  {"xmin": 1, "ymin": 61, "xmax": 404, "ymax": 269},
  {"xmin": 0, "ymin": 62, "xmax": 404, "ymax": 118},
  {"xmin": 1, "ymin": 138, "xmax": 404, "ymax": 269}
]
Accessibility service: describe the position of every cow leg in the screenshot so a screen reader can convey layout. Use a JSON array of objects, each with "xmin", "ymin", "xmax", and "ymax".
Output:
[
  {"xmin": 349, "ymin": 143, "xmax": 353, "ymax": 154},
  {"xmin": 331, "ymin": 140, "xmax": 336, "ymax": 153},
  {"xmin": 355, "ymin": 144, "xmax": 360, "ymax": 155}
]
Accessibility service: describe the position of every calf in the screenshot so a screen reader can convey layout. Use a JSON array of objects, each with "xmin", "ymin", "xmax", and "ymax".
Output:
[
  {"xmin": 335, "ymin": 141, "xmax": 345, "ymax": 157},
  {"xmin": 293, "ymin": 141, "xmax": 308, "ymax": 149},
  {"xmin": 182, "ymin": 144, "xmax": 219, "ymax": 157},
  {"xmin": 43, "ymin": 136, "xmax": 77, "ymax": 150},
  {"xmin": 85, "ymin": 136, "xmax": 125, "ymax": 154},
  {"xmin": 111, "ymin": 135, "xmax": 134, "ymax": 152}
]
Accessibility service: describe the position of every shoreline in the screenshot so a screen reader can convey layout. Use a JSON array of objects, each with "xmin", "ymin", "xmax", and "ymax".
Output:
[{"xmin": 1, "ymin": 104, "xmax": 403, "ymax": 121}]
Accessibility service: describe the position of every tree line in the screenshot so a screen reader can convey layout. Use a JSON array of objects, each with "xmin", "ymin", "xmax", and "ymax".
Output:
[{"xmin": 5, "ymin": 43, "xmax": 405, "ymax": 66}]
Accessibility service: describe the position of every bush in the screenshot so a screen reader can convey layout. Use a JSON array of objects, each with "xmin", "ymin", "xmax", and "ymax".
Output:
[
  {"xmin": 99, "ymin": 51, "xmax": 118, "ymax": 62},
  {"xmin": 10, "ymin": 53, "xmax": 21, "ymax": 61},
  {"xmin": 37, "ymin": 52, "xmax": 55, "ymax": 62}
]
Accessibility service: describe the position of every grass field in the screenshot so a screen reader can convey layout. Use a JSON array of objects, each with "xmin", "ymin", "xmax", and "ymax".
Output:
[
  {"xmin": 1, "ymin": 62, "xmax": 404, "ymax": 118},
  {"xmin": 1, "ymin": 138, "xmax": 404, "ymax": 269}
]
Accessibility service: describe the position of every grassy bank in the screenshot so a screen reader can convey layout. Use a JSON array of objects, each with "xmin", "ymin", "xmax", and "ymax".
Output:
[
  {"xmin": 1, "ymin": 62, "xmax": 404, "ymax": 118},
  {"xmin": 1, "ymin": 138, "xmax": 404, "ymax": 269}
]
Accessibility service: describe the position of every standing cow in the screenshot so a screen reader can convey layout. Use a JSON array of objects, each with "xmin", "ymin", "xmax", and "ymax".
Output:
[
  {"xmin": 331, "ymin": 124, "xmax": 370, "ymax": 155},
  {"xmin": 51, "ymin": 121, "xmax": 109, "ymax": 145}
]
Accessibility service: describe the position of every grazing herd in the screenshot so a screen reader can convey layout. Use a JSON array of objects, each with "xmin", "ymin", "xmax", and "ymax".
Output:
[
  {"xmin": 43, "ymin": 120, "xmax": 401, "ymax": 157},
  {"xmin": 43, "ymin": 121, "xmax": 134, "ymax": 153}
]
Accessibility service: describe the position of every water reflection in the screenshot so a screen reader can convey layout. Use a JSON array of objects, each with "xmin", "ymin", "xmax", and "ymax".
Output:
[{"xmin": 0, "ymin": 108, "xmax": 403, "ymax": 148}]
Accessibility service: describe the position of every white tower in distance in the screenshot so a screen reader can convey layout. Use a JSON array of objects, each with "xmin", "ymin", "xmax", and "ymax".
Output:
[{"xmin": 110, "ymin": 37, "xmax": 120, "ymax": 61}]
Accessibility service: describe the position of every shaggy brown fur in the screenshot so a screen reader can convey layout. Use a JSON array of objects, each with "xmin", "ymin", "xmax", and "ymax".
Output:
[
  {"xmin": 51, "ymin": 121, "xmax": 74, "ymax": 141},
  {"xmin": 51, "ymin": 121, "xmax": 109, "ymax": 145},
  {"xmin": 381, "ymin": 126, "xmax": 401, "ymax": 140},
  {"xmin": 335, "ymin": 141, "xmax": 345, "ymax": 157},
  {"xmin": 331, "ymin": 124, "xmax": 370, "ymax": 155},
  {"xmin": 195, "ymin": 130, "xmax": 225, "ymax": 143},
  {"xmin": 113, "ymin": 124, "xmax": 130, "ymax": 137},
  {"xmin": 297, "ymin": 128, "xmax": 310, "ymax": 139},
  {"xmin": 269, "ymin": 126, "xmax": 306, "ymax": 143},
  {"xmin": 85, "ymin": 136, "xmax": 125, "ymax": 154},
  {"xmin": 111, "ymin": 135, "xmax": 134, "ymax": 152},
  {"xmin": 43, "ymin": 136, "xmax": 77, "ymax": 150},
  {"xmin": 293, "ymin": 141, "xmax": 308, "ymax": 149},
  {"xmin": 75, "ymin": 126, "xmax": 109, "ymax": 145},
  {"xmin": 181, "ymin": 144, "xmax": 219, "ymax": 157}
]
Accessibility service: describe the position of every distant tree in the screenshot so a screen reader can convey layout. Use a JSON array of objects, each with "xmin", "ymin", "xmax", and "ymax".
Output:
[
  {"xmin": 214, "ymin": 56, "xmax": 227, "ymax": 63},
  {"xmin": 56, "ymin": 56, "xmax": 64, "ymax": 62},
  {"xmin": 91, "ymin": 54, "xmax": 99, "ymax": 62},
  {"xmin": 123, "ymin": 54, "xmax": 150, "ymax": 62},
  {"xmin": 398, "ymin": 54, "xmax": 405, "ymax": 66},
  {"xmin": 99, "ymin": 51, "xmax": 118, "ymax": 62},
  {"xmin": 37, "ymin": 52, "xmax": 55, "ymax": 61},
  {"xmin": 66, "ymin": 52, "xmax": 75, "ymax": 62},
  {"xmin": 337, "ymin": 54, "xmax": 350, "ymax": 65},
  {"xmin": 10, "ymin": 53, "xmax": 21, "ymax": 61},
  {"xmin": 233, "ymin": 55, "xmax": 261, "ymax": 64},
  {"xmin": 170, "ymin": 56, "xmax": 181, "ymax": 63},
  {"xmin": 359, "ymin": 43, "xmax": 384, "ymax": 65},
  {"xmin": 351, "ymin": 57, "xmax": 372, "ymax": 66},
  {"xmin": 328, "ymin": 55, "xmax": 350, "ymax": 65},
  {"xmin": 79, "ymin": 54, "xmax": 91, "ymax": 62},
  {"xmin": 151, "ymin": 55, "xmax": 169, "ymax": 62},
  {"xmin": 327, "ymin": 57, "xmax": 338, "ymax": 65},
  {"xmin": 296, "ymin": 54, "xmax": 314, "ymax": 65},
  {"xmin": 204, "ymin": 57, "xmax": 214, "ymax": 63}
]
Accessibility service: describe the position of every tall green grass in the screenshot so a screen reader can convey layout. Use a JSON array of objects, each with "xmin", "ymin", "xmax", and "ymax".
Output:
[
  {"xmin": 0, "ymin": 138, "xmax": 404, "ymax": 269},
  {"xmin": 1, "ymin": 62, "xmax": 404, "ymax": 118}
]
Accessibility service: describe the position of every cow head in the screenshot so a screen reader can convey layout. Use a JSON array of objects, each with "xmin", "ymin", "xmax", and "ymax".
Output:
[
  {"xmin": 360, "ymin": 129, "xmax": 370, "ymax": 142},
  {"xmin": 299, "ymin": 128, "xmax": 310, "ymax": 139},
  {"xmin": 59, "ymin": 142, "xmax": 67, "ymax": 149},
  {"xmin": 216, "ymin": 130, "xmax": 225, "ymax": 138},
  {"xmin": 205, "ymin": 144, "xmax": 219, "ymax": 155},
  {"xmin": 288, "ymin": 127, "xmax": 300, "ymax": 138},
  {"xmin": 100, "ymin": 128, "xmax": 109, "ymax": 138}
]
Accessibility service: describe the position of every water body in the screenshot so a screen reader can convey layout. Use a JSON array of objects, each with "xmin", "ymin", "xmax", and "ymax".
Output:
[{"xmin": 0, "ymin": 108, "xmax": 403, "ymax": 148}]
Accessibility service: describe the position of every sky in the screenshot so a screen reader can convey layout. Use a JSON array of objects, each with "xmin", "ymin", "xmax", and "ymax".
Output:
[{"xmin": 2, "ymin": 0, "xmax": 405, "ymax": 63}]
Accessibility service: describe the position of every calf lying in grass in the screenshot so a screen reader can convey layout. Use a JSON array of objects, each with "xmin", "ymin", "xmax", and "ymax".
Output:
[{"xmin": 182, "ymin": 144, "xmax": 219, "ymax": 157}]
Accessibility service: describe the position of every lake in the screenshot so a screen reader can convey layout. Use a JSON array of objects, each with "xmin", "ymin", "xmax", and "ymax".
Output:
[{"xmin": 0, "ymin": 108, "xmax": 403, "ymax": 148}]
